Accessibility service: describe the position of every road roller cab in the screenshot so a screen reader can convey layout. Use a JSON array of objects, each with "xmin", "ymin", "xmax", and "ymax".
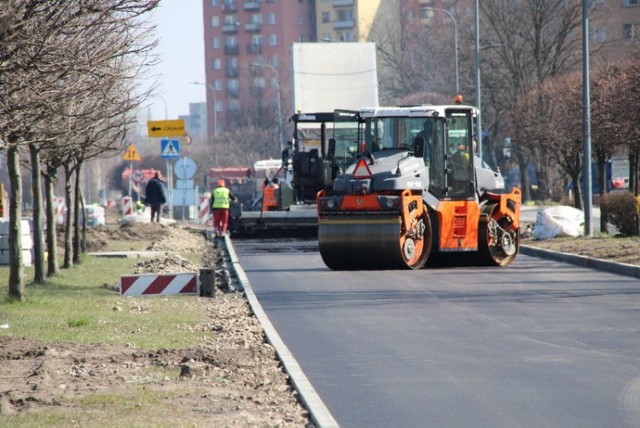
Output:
[{"xmin": 317, "ymin": 104, "xmax": 521, "ymax": 270}]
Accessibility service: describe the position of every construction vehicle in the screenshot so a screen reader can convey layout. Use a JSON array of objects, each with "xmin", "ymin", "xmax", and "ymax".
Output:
[
  {"xmin": 316, "ymin": 103, "xmax": 522, "ymax": 270},
  {"xmin": 228, "ymin": 112, "xmax": 359, "ymax": 235}
]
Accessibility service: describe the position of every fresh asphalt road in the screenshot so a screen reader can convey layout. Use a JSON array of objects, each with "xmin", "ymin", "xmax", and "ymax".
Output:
[{"xmin": 233, "ymin": 238, "xmax": 640, "ymax": 428}]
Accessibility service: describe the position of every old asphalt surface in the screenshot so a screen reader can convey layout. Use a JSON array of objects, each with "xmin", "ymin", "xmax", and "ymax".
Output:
[{"xmin": 220, "ymin": 226, "xmax": 639, "ymax": 427}]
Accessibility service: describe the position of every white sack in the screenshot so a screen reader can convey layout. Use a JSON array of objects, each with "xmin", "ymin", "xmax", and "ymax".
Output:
[{"xmin": 533, "ymin": 206, "xmax": 585, "ymax": 240}]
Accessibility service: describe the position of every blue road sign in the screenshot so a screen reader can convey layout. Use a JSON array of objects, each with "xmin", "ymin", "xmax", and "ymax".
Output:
[{"xmin": 161, "ymin": 139, "xmax": 180, "ymax": 159}]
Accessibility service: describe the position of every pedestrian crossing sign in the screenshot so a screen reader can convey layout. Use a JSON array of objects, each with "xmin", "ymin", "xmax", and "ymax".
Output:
[{"xmin": 161, "ymin": 139, "xmax": 180, "ymax": 159}]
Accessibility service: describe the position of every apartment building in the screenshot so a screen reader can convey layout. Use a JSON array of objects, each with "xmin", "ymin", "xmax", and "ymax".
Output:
[
  {"xmin": 201, "ymin": 0, "xmax": 639, "ymax": 144},
  {"xmin": 202, "ymin": 0, "xmax": 316, "ymax": 140},
  {"xmin": 591, "ymin": 0, "xmax": 640, "ymax": 62}
]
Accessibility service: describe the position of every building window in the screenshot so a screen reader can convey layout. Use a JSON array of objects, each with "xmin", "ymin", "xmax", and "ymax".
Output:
[
  {"xmin": 214, "ymin": 80, "xmax": 223, "ymax": 91},
  {"xmin": 253, "ymin": 77, "xmax": 266, "ymax": 88},
  {"xmin": 210, "ymin": 0, "xmax": 218, "ymax": 5},
  {"xmin": 252, "ymin": 34, "xmax": 264, "ymax": 45},
  {"xmin": 210, "ymin": 16, "xmax": 220, "ymax": 27},
  {"xmin": 322, "ymin": 12, "xmax": 330, "ymax": 23},
  {"xmin": 338, "ymin": 9, "xmax": 354, "ymax": 21},
  {"xmin": 268, "ymin": 34, "xmax": 277, "ymax": 46},
  {"xmin": 212, "ymin": 37, "xmax": 221, "ymax": 49},
  {"xmin": 251, "ymin": 14, "xmax": 263, "ymax": 24},
  {"xmin": 340, "ymin": 31, "xmax": 354, "ymax": 42},
  {"xmin": 298, "ymin": 13, "xmax": 305, "ymax": 25},
  {"xmin": 591, "ymin": 26, "xmax": 606, "ymax": 43},
  {"xmin": 212, "ymin": 58, "xmax": 221, "ymax": 70},
  {"xmin": 623, "ymin": 0, "xmax": 639, "ymax": 6},
  {"xmin": 223, "ymin": 15, "xmax": 238, "ymax": 25},
  {"xmin": 267, "ymin": 0, "xmax": 275, "ymax": 3},
  {"xmin": 225, "ymin": 35, "xmax": 237, "ymax": 46},
  {"xmin": 623, "ymin": 23, "xmax": 640, "ymax": 40},
  {"xmin": 268, "ymin": 13, "xmax": 276, "ymax": 25}
]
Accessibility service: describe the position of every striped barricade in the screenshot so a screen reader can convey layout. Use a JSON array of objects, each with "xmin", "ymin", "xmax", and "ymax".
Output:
[
  {"xmin": 199, "ymin": 195, "xmax": 211, "ymax": 225},
  {"xmin": 120, "ymin": 272, "xmax": 198, "ymax": 296},
  {"xmin": 121, "ymin": 196, "xmax": 133, "ymax": 216},
  {"xmin": 54, "ymin": 197, "xmax": 66, "ymax": 224}
]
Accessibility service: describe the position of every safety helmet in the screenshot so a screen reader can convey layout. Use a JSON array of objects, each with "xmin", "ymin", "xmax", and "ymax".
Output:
[{"xmin": 216, "ymin": 179, "xmax": 225, "ymax": 186}]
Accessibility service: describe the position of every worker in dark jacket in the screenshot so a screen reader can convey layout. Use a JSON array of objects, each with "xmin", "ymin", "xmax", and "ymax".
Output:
[
  {"xmin": 144, "ymin": 172, "xmax": 166, "ymax": 223},
  {"xmin": 210, "ymin": 179, "xmax": 236, "ymax": 236}
]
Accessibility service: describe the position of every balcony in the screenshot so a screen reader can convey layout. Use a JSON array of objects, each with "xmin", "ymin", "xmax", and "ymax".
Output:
[
  {"xmin": 222, "ymin": 23, "xmax": 239, "ymax": 33},
  {"xmin": 244, "ymin": 1, "xmax": 260, "ymax": 10},
  {"xmin": 333, "ymin": 20, "xmax": 355, "ymax": 29},
  {"xmin": 247, "ymin": 43, "xmax": 262, "ymax": 54},
  {"xmin": 225, "ymin": 67, "xmax": 240, "ymax": 77},
  {"xmin": 245, "ymin": 22, "xmax": 261, "ymax": 32},
  {"xmin": 224, "ymin": 45, "xmax": 239, "ymax": 55},
  {"xmin": 222, "ymin": 1, "xmax": 237, "ymax": 11},
  {"xmin": 332, "ymin": 0, "xmax": 354, "ymax": 6},
  {"xmin": 227, "ymin": 88, "xmax": 240, "ymax": 98}
]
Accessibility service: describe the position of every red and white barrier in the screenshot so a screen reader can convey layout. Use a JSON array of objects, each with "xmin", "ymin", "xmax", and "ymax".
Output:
[
  {"xmin": 199, "ymin": 195, "xmax": 211, "ymax": 225},
  {"xmin": 120, "ymin": 272, "xmax": 198, "ymax": 296},
  {"xmin": 54, "ymin": 197, "xmax": 66, "ymax": 224},
  {"xmin": 121, "ymin": 196, "xmax": 133, "ymax": 216}
]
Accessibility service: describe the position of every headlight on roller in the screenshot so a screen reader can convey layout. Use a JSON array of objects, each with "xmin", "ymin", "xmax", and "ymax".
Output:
[{"xmin": 377, "ymin": 196, "xmax": 400, "ymax": 210}]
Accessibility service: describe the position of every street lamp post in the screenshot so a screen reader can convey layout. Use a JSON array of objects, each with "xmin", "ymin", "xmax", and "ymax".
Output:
[
  {"xmin": 191, "ymin": 81, "xmax": 218, "ymax": 138},
  {"xmin": 475, "ymin": 0, "xmax": 483, "ymax": 159},
  {"xmin": 423, "ymin": 7, "xmax": 459, "ymax": 94},
  {"xmin": 157, "ymin": 96, "xmax": 168, "ymax": 119},
  {"xmin": 252, "ymin": 63, "xmax": 284, "ymax": 153},
  {"xmin": 191, "ymin": 81, "xmax": 218, "ymax": 165}
]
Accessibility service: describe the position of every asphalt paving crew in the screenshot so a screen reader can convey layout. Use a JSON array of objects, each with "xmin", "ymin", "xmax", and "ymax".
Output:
[
  {"xmin": 261, "ymin": 177, "xmax": 280, "ymax": 212},
  {"xmin": 210, "ymin": 179, "xmax": 236, "ymax": 237}
]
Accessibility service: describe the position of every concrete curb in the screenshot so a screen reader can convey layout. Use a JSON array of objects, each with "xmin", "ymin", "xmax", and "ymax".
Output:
[
  {"xmin": 223, "ymin": 235, "xmax": 339, "ymax": 428},
  {"xmin": 520, "ymin": 245, "xmax": 640, "ymax": 279}
]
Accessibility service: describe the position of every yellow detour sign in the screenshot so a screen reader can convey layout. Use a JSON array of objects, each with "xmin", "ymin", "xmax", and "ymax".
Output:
[
  {"xmin": 147, "ymin": 119, "xmax": 186, "ymax": 137},
  {"xmin": 122, "ymin": 144, "xmax": 141, "ymax": 162}
]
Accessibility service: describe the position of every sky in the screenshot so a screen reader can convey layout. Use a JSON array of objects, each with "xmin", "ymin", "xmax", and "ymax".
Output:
[{"xmin": 142, "ymin": 0, "xmax": 206, "ymax": 121}]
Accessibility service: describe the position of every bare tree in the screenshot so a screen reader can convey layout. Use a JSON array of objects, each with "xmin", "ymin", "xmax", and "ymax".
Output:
[
  {"xmin": 0, "ymin": 0, "xmax": 159, "ymax": 300},
  {"xmin": 479, "ymin": 0, "xmax": 586, "ymax": 201}
]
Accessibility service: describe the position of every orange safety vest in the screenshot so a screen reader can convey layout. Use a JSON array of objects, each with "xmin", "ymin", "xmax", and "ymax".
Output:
[{"xmin": 262, "ymin": 185, "xmax": 278, "ymax": 211}]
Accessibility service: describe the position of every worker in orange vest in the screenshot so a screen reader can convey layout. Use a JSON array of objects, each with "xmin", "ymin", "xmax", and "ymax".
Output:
[{"xmin": 261, "ymin": 177, "xmax": 279, "ymax": 212}]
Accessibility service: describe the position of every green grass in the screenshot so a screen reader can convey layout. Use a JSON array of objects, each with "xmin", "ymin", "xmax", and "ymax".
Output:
[
  {"xmin": 0, "ymin": 255, "xmax": 210, "ymax": 349},
  {"xmin": 2, "ymin": 388, "xmax": 192, "ymax": 428}
]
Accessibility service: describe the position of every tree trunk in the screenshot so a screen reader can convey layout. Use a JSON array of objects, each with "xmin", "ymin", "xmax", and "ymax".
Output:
[
  {"xmin": 44, "ymin": 174, "xmax": 60, "ymax": 277},
  {"xmin": 571, "ymin": 171, "xmax": 582, "ymax": 211},
  {"xmin": 29, "ymin": 144, "xmax": 46, "ymax": 283},
  {"xmin": 63, "ymin": 165, "xmax": 74, "ymax": 269},
  {"xmin": 597, "ymin": 156, "xmax": 608, "ymax": 234},
  {"xmin": 631, "ymin": 147, "xmax": 639, "ymax": 197},
  {"xmin": 7, "ymin": 144, "xmax": 25, "ymax": 301},
  {"xmin": 73, "ymin": 162, "xmax": 83, "ymax": 264}
]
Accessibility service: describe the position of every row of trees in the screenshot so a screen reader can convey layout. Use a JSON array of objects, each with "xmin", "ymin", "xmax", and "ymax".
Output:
[
  {"xmin": 0, "ymin": 0, "xmax": 160, "ymax": 301},
  {"xmin": 373, "ymin": 0, "xmax": 639, "ymax": 223}
]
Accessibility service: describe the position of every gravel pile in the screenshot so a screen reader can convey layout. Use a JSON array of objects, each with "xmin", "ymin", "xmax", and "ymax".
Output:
[
  {"xmin": 145, "ymin": 226, "xmax": 205, "ymax": 253},
  {"xmin": 132, "ymin": 254, "xmax": 200, "ymax": 274}
]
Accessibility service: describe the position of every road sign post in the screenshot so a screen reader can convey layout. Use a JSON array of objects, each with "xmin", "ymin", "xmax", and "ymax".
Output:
[{"xmin": 122, "ymin": 144, "xmax": 142, "ymax": 199}]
